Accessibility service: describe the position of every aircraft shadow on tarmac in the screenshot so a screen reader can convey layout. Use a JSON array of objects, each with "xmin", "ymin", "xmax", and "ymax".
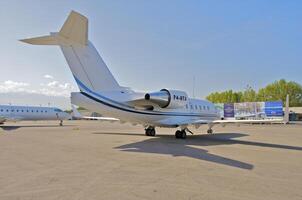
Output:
[{"xmin": 93, "ymin": 132, "xmax": 302, "ymax": 170}]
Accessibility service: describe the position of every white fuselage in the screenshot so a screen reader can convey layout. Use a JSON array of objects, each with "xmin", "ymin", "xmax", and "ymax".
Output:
[
  {"xmin": 71, "ymin": 89, "xmax": 220, "ymax": 128},
  {"xmin": 0, "ymin": 105, "xmax": 70, "ymax": 123}
]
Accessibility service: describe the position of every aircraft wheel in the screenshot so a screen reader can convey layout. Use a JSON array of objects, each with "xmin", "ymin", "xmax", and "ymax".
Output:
[
  {"xmin": 175, "ymin": 130, "xmax": 186, "ymax": 139},
  {"xmin": 145, "ymin": 127, "xmax": 156, "ymax": 136},
  {"xmin": 175, "ymin": 130, "xmax": 181, "ymax": 138},
  {"xmin": 207, "ymin": 129, "xmax": 213, "ymax": 134},
  {"xmin": 180, "ymin": 130, "xmax": 186, "ymax": 139}
]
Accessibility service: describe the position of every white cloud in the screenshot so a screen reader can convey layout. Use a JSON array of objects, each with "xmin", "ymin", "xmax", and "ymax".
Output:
[
  {"xmin": 0, "ymin": 79, "xmax": 76, "ymax": 98},
  {"xmin": 0, "ymin": 80, "xmax": 32, "ymax": 93},
  {"xmin": 59, "ymin": 83, "xmax": 72, "ymax": 90},
  {"xmin": 44, "ymin": 74, "xmax": 54, "ymax": 79},
  {"xmin": 41, "ymin": 80, "xmax": 75, "ymax": 97},
  {"xmin": 47, "ymin": 81, "xmax": 59, "ymax": 87}
]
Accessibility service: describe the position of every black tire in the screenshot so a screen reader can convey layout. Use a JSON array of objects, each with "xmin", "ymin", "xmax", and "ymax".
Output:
[
  {"xmin": 145, "ymin": 129, "xmax": 150, "ymax": 136},
  {"xmin": 150, "ymin": 128, "xmax": 156, "ymax": 136},
  {"xmin": 207, "ymin": 129, "xmax": 213, "ymax": 134},
  {"xmin": 145, "ymin": 128, "xmax": 156, "ymax": 136},
  {"xmin": 181, "ymin": 130, "xmax": 186, "ymax": 139},
  {"xmin": 175, "ymin": 130, "xmax": 181, "ymax": 138}
]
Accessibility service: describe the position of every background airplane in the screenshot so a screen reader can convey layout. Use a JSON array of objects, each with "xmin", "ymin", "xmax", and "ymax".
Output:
[
  {"xmin": 0, "ymin": 105, "xmax": 70, "ymax": 126},
  {"xmin": 21, "ymin": 11, "xmax": 285, "ymax": 139}
]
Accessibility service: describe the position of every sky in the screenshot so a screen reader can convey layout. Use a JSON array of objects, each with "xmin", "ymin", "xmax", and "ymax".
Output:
[{"xmin": 0, "ymin": 0, "xmax": 301, "ymax": 109}]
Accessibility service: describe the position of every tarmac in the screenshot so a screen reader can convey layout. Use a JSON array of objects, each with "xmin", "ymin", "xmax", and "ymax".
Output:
[{"xmin": 0, "ymin": 121, "xmax": 301, "ymax": 200}]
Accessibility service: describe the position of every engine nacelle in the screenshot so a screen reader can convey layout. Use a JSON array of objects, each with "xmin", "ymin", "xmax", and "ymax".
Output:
[{"xmin": 145, "ymin": 89, "xmax": 188, "ymax": 109}]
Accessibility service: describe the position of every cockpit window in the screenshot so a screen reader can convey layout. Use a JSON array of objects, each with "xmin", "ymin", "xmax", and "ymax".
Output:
[{"xmin": 54, "ymin": 108, "xmax": 63, "ymax": 112}]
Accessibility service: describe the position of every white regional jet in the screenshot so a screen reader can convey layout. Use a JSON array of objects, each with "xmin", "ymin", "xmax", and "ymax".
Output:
[
  {"xmin": 0, "ymin": 105, "xmax": 70, "ymax": 125},
  {"xmin": 21, "ymin": 11, "xmax": 285, "ymax": 139}
]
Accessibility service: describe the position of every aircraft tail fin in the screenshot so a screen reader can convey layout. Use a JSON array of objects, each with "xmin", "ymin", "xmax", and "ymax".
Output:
[{"xmin": 20, "ymin": 11, "xmax": 121, "ymax": 92}]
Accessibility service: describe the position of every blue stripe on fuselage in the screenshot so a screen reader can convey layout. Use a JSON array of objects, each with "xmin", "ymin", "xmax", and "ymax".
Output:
[{"xmin": 73, "ymin": 75, "xmax": 218, "ymax": 118}]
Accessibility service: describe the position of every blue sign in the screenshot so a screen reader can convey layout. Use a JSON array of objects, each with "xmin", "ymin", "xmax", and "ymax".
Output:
[
  {"xmin": 265, "ymin": 101, "xmax": 283, "ymax": 117},
  {"xmin": 224, "ymin": 103, "xmax": 235, "ymax": 118}
]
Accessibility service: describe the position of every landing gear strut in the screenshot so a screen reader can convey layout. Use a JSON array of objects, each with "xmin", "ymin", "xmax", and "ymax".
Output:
[
  {"xmin": 59, "ymin": 120, "xmax": 63, "ymax": 126},
  {"xmin": 207, "ymin": 123, "xmax": 214, "ymax": 134},
  {"xmin": 145, "ymin": 127, "xmax": 156, "ymax": 136},
  {"xmin": 175, "ymin": 130, "xmax": 186, "ymax": 139}
]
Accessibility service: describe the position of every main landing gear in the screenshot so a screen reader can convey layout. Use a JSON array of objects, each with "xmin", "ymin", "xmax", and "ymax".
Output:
[
  {"xmin": 207, "ymin": 123, "xmax": 214, "ymax": 134},
  {"xmin": 175, "ymin": 130, "xmax": 186, "ymax": 139},
  {"xmin": 145, "ymin": 127, "xmax": 156, "ymax": 136},
  {"xmin": 207, "ymin": 128, "xmax": 213, "ymax": 134}
]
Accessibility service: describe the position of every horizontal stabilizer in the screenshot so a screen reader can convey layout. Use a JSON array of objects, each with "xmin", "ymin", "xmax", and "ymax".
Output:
[
  {"xmin": 20, "ymin": 35, "xmax": 58, "ymax": 45},
  {"xmin": 20, "ymin": 10, "xmax": 88, "ymax": 46}
]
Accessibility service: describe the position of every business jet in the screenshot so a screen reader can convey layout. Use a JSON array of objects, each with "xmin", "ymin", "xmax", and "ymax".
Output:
[
  {"xmin": 0, "ymin": 105, "xmax": 70, "ymax": 126},
  {"xmin": 21, "ymin": 11, "xmax": 286, "ymax": 139}
]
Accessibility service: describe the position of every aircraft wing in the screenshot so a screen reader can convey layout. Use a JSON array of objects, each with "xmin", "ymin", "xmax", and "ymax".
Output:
[
  {"xmin": 163, "ymin": 117, "xmax": 285, "ymax": 128},
  {"xmin": 79, "ymin": 116, "xmax": 119, "ymax": 121},
  {"xmin": 0, "ymin": 116, "xmax": 26, "ymax": 123},
  {"xmin": 212, "ymin": 118, "xmax": 284, "ymax": 124},
  {"xmin": 0, "ymin": 116, "xmax": 6, "ymax": 124},
  {"xmin": 154, "ymin": 118, "xmax": 211, "ymax": 127},
  {"xmin": 71, "ymin": 105, "xmax": 119, "ymax": 122}
]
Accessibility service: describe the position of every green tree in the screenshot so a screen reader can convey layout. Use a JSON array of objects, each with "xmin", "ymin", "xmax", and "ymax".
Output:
[
  {"xmin": 206, "ymin": 90, "xmax": 242, "ymax": 103},
  {"xmin": 257, "ymin": 79, "xmax": 302, "ymax": 107},
  {"xmin": 206, "ymin": 79, "xmax": 302, "ymax": 107},
  {"xmin": 242, "ymin": 85, "xmax": 257, "ymax": 102}
]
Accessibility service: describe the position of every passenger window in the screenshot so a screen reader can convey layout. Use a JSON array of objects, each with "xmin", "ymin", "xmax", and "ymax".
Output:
[
  {"xmin": 190, "ymin": 105, "xmax": 193, "ymax": 109},
  {"xmin": 195, "ymin": 105, "xmax": 197, "ymax": 110},
  {"xmin": 186, "ymin": 104, "xmax": 188, "ymax": 109}
]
